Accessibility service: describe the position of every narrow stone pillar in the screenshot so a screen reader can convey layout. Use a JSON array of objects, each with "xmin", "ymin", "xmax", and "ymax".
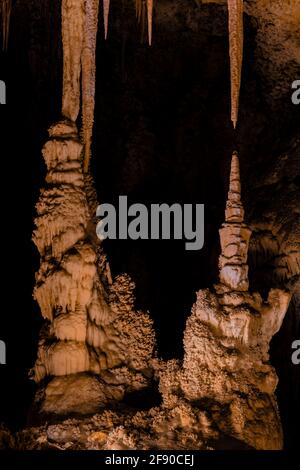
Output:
[{"xmin": 218, "ymin": 152, "xmax": 252, "ymax": 292}]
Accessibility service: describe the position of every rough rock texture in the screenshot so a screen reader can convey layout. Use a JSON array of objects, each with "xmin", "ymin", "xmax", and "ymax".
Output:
[
  {"xmin": 246, "ymin": 135, "xmax": 300, "ymax": 448},
  {"xmin": 244, "ymin": 0, "xmax": 300, "ymax": 111},
  {"xmin": 248, "ymin": 137, "xmax": 300, "ymax": 288},
  {"xmin": 31, "ymin": 118, "xmax": 155, "ymax": 416},
  {"xmin": 0, "ymin": 425, "xmax": 14, "ymax": 450},
  {"xmin": 16, "ymin": 398, "xmax": 255, "ymax": 450}
]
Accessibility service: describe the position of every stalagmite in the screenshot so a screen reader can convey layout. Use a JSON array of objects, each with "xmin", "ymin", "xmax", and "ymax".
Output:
[
  {"xmin": 218, "ymin": 151, "xmax": 251, "ymax": 291},
  {"xmin": 227, "ymin": 0, "xmax": 244, "ymax": 128},
  {"xmin": 0, "ymin": 0, "xmax": 11, "ymax": 51},
  {"xmin": 103, "ymin": 0, "xmax": 110, "ymax": 40},
  {"xmin": 32, "ymin": 118, "xmax": 155, "ymax": 415},
  {"xmin": 156, "ymin": 153, "xmax": 291, "ymax": 450}
]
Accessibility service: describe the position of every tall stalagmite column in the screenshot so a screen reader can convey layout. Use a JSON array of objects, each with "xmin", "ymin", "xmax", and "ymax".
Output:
[
  {"xmin": 31, "ymin": 0, "xmax": 155, "ymax": 417},
  {"xmin": 218, "ymin": 151, "xmax": 251, "ymax": 292},
  {"xmin": 179, "ymin": 152, "xmax": 291, "ymax": 449}
]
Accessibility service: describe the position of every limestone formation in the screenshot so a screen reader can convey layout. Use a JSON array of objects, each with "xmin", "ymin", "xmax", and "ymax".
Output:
[
  {"xmin": 227, "ymin": 0, "xmax": 244, "ymax": 128},
  {"xmin": 61, "ymin": 0, "xmax": 99, "ymax": 173},
  {"xmin": 82, "ymin": 0, "xmax": 100, "ymax": 173},
  {"xmin": 135, "ymin": 0, "xmax": 152, "ymax": 45},
  {"xmin": 61, "ymin": 0, "xmax": 85, "ymax": 123},
  {"xmin": 147, "ymin": 0, "xmax": 153, "ymax": 46},
  {"xmin": 203, "ymin": 0, "xmax": 245, "ymax": 127},
  {"xmin": 179, "ymin": 152, "xmax": 291, "ymax": 449},
  {"xmin": 217, "ymin": 151, "xmax": 251, "ymax": 292},
  {"xmin": 249, "ymin": 136, "xmax": 300, "ymax": 286},
  {"xmin": 31, "ymin": 119, "xmax": 155, "ymax": 416},
  {"xmin": 103, "ymin": 0, "xmax": 110, "ymax": 40},
  {"xmin": 153, "ymin": 153, "xmax": 292, "ymax": 450}
]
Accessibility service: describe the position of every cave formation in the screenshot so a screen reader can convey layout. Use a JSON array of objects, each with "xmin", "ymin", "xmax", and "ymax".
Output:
[{"xmin": 0, "ymin": 0, "xmax": 299, "ymax": 450}]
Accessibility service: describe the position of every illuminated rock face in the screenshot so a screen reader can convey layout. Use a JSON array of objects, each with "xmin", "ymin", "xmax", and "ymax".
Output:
[
  {"xmin": 180, "ymin": 153, "xmax": 291, "ymax": 449},
  {"xmin": 31, "ymin": 120, "xmax": 155, "ymax": 416}
]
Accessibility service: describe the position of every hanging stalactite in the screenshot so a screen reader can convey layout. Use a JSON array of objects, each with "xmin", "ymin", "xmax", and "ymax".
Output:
[
  {"xmin": 227, "ymin": 0, "xmax": 244, "ymax": 129},
  {"xmin": 147, "ymin": 0, "xmax": 153, "ymax": 46},
  {"xmin": 103, "ymin": 0, "xmax": 110, "ymax": 40},
  {"xmin": 82, "ymin": 0, "xmax": 100, "ymax": 173},
  {"xmin": 61, "ymin": 0, "xmax": 85, "ymax": 122},
  {"xmin": 136, "ymin": 0, "xmax": 153, "ymax": 45},
  {"xmin": 135, "ymin": 0, "xmax": 143, "ymax": 24},
  {"xmin": 0, "ymin": 0, "xmax": 12, "ymax": 51}
]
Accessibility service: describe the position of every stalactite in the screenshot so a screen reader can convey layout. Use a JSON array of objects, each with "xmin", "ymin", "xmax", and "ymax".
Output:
[
  {"xmin": 135, "ymin": 0, "xmax": 143, "ymax": 23},
  {"xmin": 135, "ymin": 0, "xmax": 153, "ymax": 46},
  {"xmin": 103, "ymin": 0, "xmax": 110, "ymax": 40},
  {"xmin": 61, "ymin": 0, "xmax": 85, "ymax": 122},
  {"xmin": 0, "ymin": 0, "xmax": 12, "ymax": 51},
  {"xmin": 136, "ymin": 0, "xmax": 147, "ymax": 44},
  {"xmin": 227, "ymin": 0, "xmax": 244, "ymax": 128},
  {"xmin": 147, "ymin": 0, "xmax": 153, "ymax": 46},
  {"xmin": 82, "ymin": 0, "xmax": 100, "ymax": 173}
]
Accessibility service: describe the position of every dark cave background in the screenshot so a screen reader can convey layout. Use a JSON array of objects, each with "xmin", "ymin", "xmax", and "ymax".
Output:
[{"xmin": 0, "ymin": 0, "xmax": 299, "ymax": 448}]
